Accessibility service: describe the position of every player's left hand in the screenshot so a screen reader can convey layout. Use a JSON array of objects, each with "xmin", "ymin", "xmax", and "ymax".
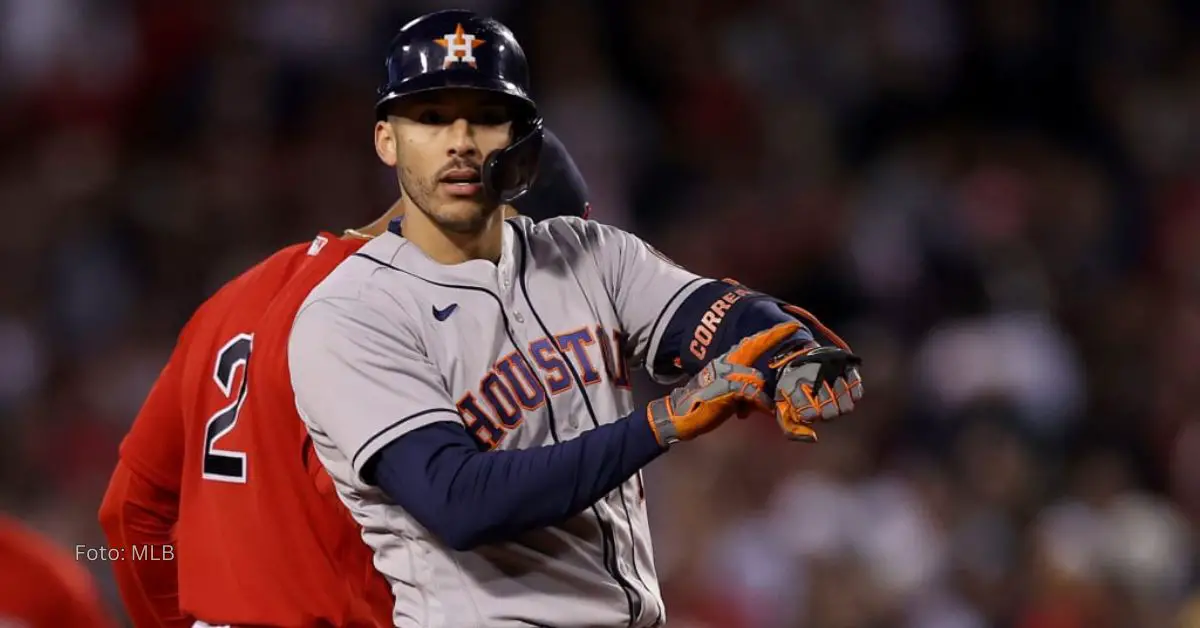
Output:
[{"xmin": 768, "ymin": 305, "xmax": 863, "ymax": 442}]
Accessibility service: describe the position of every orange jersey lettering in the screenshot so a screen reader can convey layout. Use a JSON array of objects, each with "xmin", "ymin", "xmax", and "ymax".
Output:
[{"xmin": 688, "ymin": 289, "xmax": 750, "ymax": 360}]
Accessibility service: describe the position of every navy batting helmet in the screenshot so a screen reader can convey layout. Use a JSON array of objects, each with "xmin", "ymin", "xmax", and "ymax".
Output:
[{"xmin": 376, "ymin": 10, "xmax": 543, "ymax": 206}]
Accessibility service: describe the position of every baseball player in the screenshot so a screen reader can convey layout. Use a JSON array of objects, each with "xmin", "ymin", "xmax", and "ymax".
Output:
[
  {"xmin": 288, "ymin": 9, "xmax": 865, "ymax": 628},
  {"xmin": 0, "ymin": 514, "xmax": 117, "ymax": 627},
  {"xmin": 98, "ymin": 121, "xmax": 589, "ymax": 627}
]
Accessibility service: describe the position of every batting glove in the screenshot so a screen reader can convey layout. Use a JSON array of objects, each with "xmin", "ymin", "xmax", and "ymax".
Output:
[
  {"xmin": 768, "ymin": 305, "xmax": 864, "ymax": 442},
  {"xmin": 646, "ymin": 322, "xmax": 801, "ymax": 447}
]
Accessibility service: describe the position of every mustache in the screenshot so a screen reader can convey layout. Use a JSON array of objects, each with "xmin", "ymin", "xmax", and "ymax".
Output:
[{"xmin": 437, "ymin": 159, "xmax": 483, "ymax": 177}]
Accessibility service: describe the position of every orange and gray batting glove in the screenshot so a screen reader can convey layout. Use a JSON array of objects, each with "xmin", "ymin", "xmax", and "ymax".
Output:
[
  {"xmin": 767, "ymin": 305, "xmax": 864, "ymax": 442},
  {"xmin": 646, "ymin": 322, "xmax": 801, "ymax": 447}
]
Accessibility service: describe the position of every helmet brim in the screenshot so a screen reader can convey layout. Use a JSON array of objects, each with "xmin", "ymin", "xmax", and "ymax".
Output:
[{"xmin": 374, "ymin": 71, "xmax": 535, "ymax": 121}]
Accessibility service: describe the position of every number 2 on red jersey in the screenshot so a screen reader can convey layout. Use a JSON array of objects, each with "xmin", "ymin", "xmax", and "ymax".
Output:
[{"xmin": 202, "ymin": 333, "xmax": 253, "ymax": 483}]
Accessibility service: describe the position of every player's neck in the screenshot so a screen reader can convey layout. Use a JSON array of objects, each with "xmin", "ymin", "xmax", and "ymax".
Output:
[
  {"xmin": 345, "ymin": 200, "xmax": 405, "ymax": 238},
  {"xmin": 403, "ymin": 207, "xmax": 506, "ymax": 265}
]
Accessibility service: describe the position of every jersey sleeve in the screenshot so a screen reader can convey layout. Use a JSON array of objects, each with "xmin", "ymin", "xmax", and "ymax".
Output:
[
  {"xmin": 289, "ymin": 291, "xmax": 462, "ymax": 481},
  {"xmin": 581, "ymin": 221, "xmax": 707, "ymax": 384},
  {"xmin": 97, "ymin": 461, "xmax": 187, "ymax": 628},
  {"xmin": 118, "ymin": 324, "xmax": 192, "ymax": 493}
]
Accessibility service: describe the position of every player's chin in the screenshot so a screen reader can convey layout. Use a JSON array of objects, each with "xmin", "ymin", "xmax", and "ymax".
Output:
[{"xmin": 431, "ymin": 191, "xmax": 494, "ymax": 233}]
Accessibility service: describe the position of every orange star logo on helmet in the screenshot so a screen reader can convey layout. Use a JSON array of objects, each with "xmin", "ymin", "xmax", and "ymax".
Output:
[{"xmin": 435, "ymin": 24, "xmax": 485, "ymax": 68}]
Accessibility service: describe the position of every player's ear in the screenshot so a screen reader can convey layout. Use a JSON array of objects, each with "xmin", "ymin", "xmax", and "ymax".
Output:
[{"xmin": 375, "ymin": 119, "xmax": 398, "ymax": 167}]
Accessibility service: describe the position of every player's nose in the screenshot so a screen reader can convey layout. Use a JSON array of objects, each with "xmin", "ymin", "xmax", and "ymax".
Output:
[{"xmin": 446, "ymin": 118, "xmax": 479, "ymax": 158}]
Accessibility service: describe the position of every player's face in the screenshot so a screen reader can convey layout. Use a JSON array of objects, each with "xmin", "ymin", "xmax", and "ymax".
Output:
[{"xmin": 376, "ymin": 90, "xmax": 514, "ymax": 234}]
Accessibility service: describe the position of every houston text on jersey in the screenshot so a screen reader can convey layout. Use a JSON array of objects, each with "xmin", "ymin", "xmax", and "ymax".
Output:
[{"xmin": 457, "ymin": 325, "xmax": 632, "ymax": 449}]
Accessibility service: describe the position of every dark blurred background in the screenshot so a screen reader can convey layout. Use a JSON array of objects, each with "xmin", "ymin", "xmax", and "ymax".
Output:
[{"xmin": 3, "ymin": 0, "xmax": 1200, "ymax": 626}]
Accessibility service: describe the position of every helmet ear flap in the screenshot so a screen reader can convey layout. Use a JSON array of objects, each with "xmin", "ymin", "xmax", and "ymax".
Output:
[{"xmin": 482, "ymin": 117, "xmax": 544, "ymax": 205}]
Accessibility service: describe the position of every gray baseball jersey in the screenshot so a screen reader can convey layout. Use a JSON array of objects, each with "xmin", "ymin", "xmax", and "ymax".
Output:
[{"xmin": 288, "ymin": 216, "xmax": 707, "ymax": 628}]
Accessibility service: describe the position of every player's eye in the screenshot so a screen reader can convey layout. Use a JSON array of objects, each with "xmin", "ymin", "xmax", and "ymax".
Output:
[
  {"xmin": 417, "ymin": 109, "xmax": 450, "ymax": 125},
  {"xmin": 476, "ymin": 108, "xmax": 509, "ymax": 126}
]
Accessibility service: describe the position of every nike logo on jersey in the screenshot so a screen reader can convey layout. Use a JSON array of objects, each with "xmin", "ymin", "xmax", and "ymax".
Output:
[
  {"xmin": 457, "ymin": 325, "xmax": 632, "ymax": 449},
  {"xmin": 432, "ymin": 303, "xmax": 459, "ymax": 321}
]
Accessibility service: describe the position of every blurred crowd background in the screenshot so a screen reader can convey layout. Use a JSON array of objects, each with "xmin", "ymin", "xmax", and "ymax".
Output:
[{"xmin": 3, "ymin": 0, "xmax": 1200, "ymax": 626}]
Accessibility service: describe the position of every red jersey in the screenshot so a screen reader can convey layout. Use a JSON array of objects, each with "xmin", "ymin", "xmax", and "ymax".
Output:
[
  {"xmin": 109, "ymin": 233, "xmax": 391, "ymax": 627},
  {"xmin": 0, "ymin": 515, "xmax": 116, "ymax": 627}
]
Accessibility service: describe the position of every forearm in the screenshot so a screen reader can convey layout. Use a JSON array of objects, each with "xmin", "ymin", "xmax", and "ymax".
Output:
[
  {"xmin": 371, "ymin": 410, "xmax": 664, "ymax": 551},
  {"xmin": 654, "ymin": 280, "xmax": 814, "ymax": 385},
  {"xmin": 98, "ymin": 461, "xmax": 191, "ymax": 628}
]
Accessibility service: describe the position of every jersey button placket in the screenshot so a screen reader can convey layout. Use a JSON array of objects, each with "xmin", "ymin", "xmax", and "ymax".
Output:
[{"xmin": 498, "ymin": 266, "xmax": 524, "ymax": 325}]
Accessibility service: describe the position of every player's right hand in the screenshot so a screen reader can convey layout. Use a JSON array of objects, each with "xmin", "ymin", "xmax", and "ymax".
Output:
[
  {"xmin": 645, "ymin": 322, "xmax": 802, "ymax": 447},
  {"xmin": 769, "ymin": 344, "xmax": 863, "ymax": 442},
  {"xmin": 767, "ymin": 303, "xmax": 863, "ymax": 442}
]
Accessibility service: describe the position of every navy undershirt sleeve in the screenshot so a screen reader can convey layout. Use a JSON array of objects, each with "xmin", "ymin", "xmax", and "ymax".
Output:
[
  {"xmin": 369, "ymin": 408, "xmax": 663, "ymax": 551},
  {"xmin": 653, "ymin": 280, "xmax": 814, "ymax": 391}
]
